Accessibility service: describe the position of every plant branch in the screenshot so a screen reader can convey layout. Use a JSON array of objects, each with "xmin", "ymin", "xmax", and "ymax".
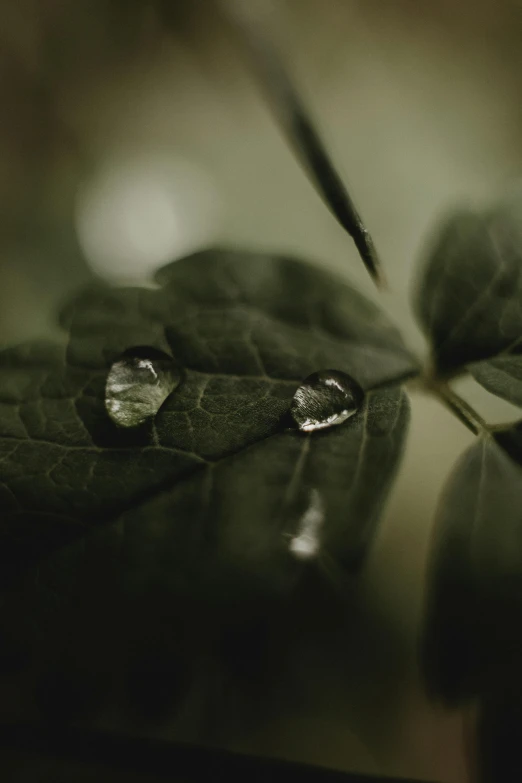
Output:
[{"xmin": 431, "ymin": 382, "xmax": 488, "ymax": 436}]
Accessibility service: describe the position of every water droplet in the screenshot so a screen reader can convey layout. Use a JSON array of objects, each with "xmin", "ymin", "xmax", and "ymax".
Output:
[
  {"xmin": 288, "ymin": 489, "xmax": 324, "ymax": 561},
  {"xmin": 290, "ymin": 369, "xmax": 364, "ymax": 432},
  {"xmin": 105, "ymin": 346, "xmax": 181, "ymax": 428}
]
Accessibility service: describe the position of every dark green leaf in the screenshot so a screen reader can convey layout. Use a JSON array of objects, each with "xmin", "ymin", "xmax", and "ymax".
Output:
[
  {"xmin": 0, "ymin": 248, "xmax": 411, "ymax": 723},
  {"xmin": 422, "ymin": 434, "xmax": 522, "ymax": 704},
  {"xmin": 36, "ymin": 382, "xmax": 408, "ymax": 603},
  {"xmin": 0, "ymin": 248, "xmax": 413, "ymax": 586},
  {"xmin": 413, "ymin": 202, "xmax": 522, "ymax": 374},
  {"xmin": 3, "ymin": 380, "xmax": 408, "ymax": 727},
  {"xmin": 468, "ymin": 355, "xmax": 522, "ymax": 407},
  {"xmin": 224, "ymin": 6, "xmax": 383, "ymax": 285}
]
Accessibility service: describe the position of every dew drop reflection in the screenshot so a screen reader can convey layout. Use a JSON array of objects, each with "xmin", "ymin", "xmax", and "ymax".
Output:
[
  {"xmin": 289, "ymin": 489, "xmax": 324, "ymax": 561},
  {"xmin": 105, "ymin": 346, "xmax": 181, "ymax": 428},
  {"xmin": 290, "ymin": 370, "xmax": 364, "ymax": 433}
]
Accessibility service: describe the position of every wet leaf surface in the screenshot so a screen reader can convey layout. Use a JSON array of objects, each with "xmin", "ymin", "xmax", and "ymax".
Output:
[
  {"xmin": 1, "ymin": 248, "xmax": 414, "ymax": 582},
  {"xmin": 0, "ymin": 248, "xmax": 412, "ymax": 725}
]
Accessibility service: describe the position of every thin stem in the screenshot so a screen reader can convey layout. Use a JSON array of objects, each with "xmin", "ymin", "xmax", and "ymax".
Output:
[{"xmin": 432, "ymin": 382, "xmax": 488, "ymax": 436}]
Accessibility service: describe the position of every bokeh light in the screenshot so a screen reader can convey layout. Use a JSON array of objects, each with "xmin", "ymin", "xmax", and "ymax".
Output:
[{"xmin": 75, "ymin": 152, "xmax": 221, "ymax": 282}]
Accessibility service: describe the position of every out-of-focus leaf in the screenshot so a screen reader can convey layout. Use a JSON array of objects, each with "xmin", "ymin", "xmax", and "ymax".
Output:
[
  {"xmin": 422, "ymin": 433, "xmax": 522, "ymax": 704},
  {"xmin": 413, "ymin": 200, "xmax": 522, "ymax": 374},
  {"xmin": 221, "ymin": 3, "xmax": 383, "ymax": 285},
  {"xmin": 478, "ymin": 692, "xmax": 522, "ymax": 783},
  {"xmin": 468, "ymin": 355, "xmax": 522, "ymax": 407}
]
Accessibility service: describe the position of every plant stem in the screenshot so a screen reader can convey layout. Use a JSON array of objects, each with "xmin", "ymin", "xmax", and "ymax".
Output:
[{"xmin": 433, "ymin": 383, "xmax": 488, "ymax": 436}]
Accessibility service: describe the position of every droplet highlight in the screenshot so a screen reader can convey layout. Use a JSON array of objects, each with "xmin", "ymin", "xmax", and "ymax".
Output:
[
  {"xmin": 105, "ymin": 346, "xmax": 181, "ymax": 428},
  {"xmin": 290, "ymin": 369, "xmax": 364, "ymax": 432},
  {"xmin": 288, "ymin": 489, "xmax": 324, "ymax": 561}
]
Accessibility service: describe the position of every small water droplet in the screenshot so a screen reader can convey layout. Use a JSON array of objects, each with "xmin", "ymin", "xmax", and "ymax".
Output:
[
  {"xmin": 290, "ymin": 369, "xmax": 364, "ymax": 432},
  {"xmin": 105, "ymin": 346, "xmax": 181, "ymax": 428}
]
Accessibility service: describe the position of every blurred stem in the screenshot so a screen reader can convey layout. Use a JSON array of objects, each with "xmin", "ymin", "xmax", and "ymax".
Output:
[{"xmin": 429, "ymin": 381, "xmax": 488, "ymax": 436}]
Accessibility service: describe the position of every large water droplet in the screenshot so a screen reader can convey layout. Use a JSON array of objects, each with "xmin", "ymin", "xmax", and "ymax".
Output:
[
  {"xmin": 290, "ymin": 369, "xmax": 364, "ymax": 432},
  {"xmin": 105, "ymin": 346, "xmax": 181, "ymax": 428}
]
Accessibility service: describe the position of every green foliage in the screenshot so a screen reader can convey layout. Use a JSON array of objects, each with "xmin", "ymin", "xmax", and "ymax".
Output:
[
  {"xmin": 0, "ymin": 249, "xmax": 413, "ymax": 730},
  {"xmin": 413, "ymin": 201, "xmax": 522, "ymax": 375},
  {"xmin": 422, "ymin": 435, "xmax": 522, "ymax": 703},
  {"xmin": 3, "ymin": 80, "xmax": 522, "ymax": 781},
  {"xmin": 412, "ymin": 191, "xmax": 522, "ymax": 719},
  {"xmin": 4, "ymin": 21, "xmax": 522, "ymax": 780},
  {"xmin": 4, "ymin": 183, "xmax": 522, "ymax": 781},
  {"xmin": 0, "ymin": 249, "xmax": 414, "ymax": 584},
  {"xmin": 469, "ymin": 355, "xmax": 522, "ymax": 407}
]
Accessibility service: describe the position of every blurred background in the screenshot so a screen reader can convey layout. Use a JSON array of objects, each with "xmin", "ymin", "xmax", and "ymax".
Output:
[{"xmin": 2, "ymin": 1, "xmax": 522, "ymax": 780}]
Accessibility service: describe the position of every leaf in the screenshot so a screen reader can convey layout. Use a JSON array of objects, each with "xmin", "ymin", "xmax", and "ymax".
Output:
[
  {"xmin": 41, "ymin": 383, "xmax": 409, "ymax": 603},
  {"xmin": 468, "ymin": 355, "xmax": 522, "ymax": 407},
  {"xmin": 223, "ymin": 5, "xmax": 383, "ymax": 285},
  {"xmin": 7, "ymin": 382, "xmax": 408, "ymax": 720},
  {"xmin": 422, "ymin": 433, "xmax": 522, "ymax": 704},
  {"xmin": 412, "ymin": 200, "xmax": 522, "ymax": 374},
  {"xmin": 0, "ymin": 248, "xmax": 414, "ymax": 584},
  {"xmin": 0, "ymin": 248, "xmax": 411, "ymax": 723}
]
